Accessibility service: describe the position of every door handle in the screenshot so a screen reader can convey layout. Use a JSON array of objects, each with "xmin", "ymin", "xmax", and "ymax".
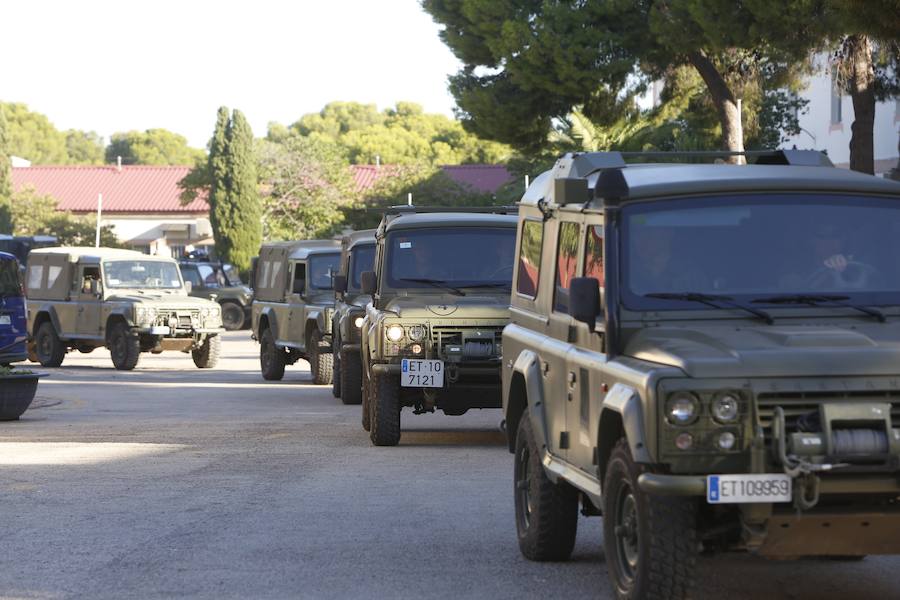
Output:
[{"xmin": 567, "ymin": 371, "xmax": 576, "ymax": 388}]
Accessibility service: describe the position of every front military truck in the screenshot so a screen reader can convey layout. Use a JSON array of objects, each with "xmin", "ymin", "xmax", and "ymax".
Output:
[
  {"xmin": 179, "ymin": 254, "xmax": 253, "ymax": 331},
  {"xmin": 330, "ymin": 229, "xmax": 376, "ymax": 404},
  {"xmin": 25, "ymin": 247, "xmax": 223, "ymax": 371},
  {"xmin": 251, "ymin": 240, "xmax": 341, "ymax": 384},
  {"xmin": 360, "ymin": 208, "xmax": 518, "ymax": 446},
  {"xmin": 501, "ymin": 151, "xmax": 900, "ymax": 599}
]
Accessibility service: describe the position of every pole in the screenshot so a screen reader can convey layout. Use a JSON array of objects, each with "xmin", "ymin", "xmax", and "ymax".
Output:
[
  {"xmin": 736, "ymin": 98, "xmax": 745, "ymax": 165},
  {"xmin": 95, "ymin": 193, "xmax": 102, "ymax": 247}
]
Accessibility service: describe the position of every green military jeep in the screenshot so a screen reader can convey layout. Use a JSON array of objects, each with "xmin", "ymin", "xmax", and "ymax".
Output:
[
  {"xmin": 251, "ymin": 240, "xmax": 341, "ymax": 384},
  {"xmin": 331, "ymin": 229, "xmax": 376, "ymax": 405},
  {"xmin": 178, "ymin": 254, "xmax": 253, "ymax": 331},
  {"xmin": 26, "ymin": 247, "xmax": 224, "ymax": 370},
  {"xmin": 360, "ymin": 208, "xmax": 518, "ymax": 446},
  {"xmin": 502, "ymin": 151, "xmax": 900, "ymax": 599}
]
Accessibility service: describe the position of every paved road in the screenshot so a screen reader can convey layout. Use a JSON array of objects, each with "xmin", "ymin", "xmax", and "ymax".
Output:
[{"xmin": 1, "ymin": 332, "xmax": 897, "ymax": 599}]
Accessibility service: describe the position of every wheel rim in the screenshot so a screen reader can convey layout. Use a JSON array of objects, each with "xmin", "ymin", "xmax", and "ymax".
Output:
[
  {"xmin": 515, "ymin": 443, "xmax": 533, "ymax": 532},
  {"xmin": 613, "ymin": 483, "xmax": 640, "ymax": 584},
  {"xmin": 37, "ymin": 332, "xmax": 52, "ymax": 359}
]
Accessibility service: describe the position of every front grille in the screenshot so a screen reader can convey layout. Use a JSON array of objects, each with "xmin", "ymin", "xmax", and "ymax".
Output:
[
  {"xmin": 757, "ymin": 390, "xmax": 900, "ymax": 434},
  {"xmin": 154, "ymin": 310, "xmax": 200, "ymax": 330}
]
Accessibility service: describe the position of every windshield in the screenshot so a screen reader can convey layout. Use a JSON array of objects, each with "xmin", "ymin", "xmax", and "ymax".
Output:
[
  {"xmin": 0, "ymin": 259, "xmax": 21, "ymax": 297},
  {"xmin": 384, "ymin": 227, "xmax": 516, "ymax": 290},
  {"xmin": 103, "ymin": 260, "xmax": 183, "ymax": 289},
  {"xmin": 309, "ymin": 254, "xmax": 340, "ymax": 290},
  {"xmin": 622, "ymin": 193, "xmax": 900, "ymax": 310},
  {"xmin": 348, "ymin": 245, "xmax": 375, "ymax": 291},
  {"xmin": 223, "ymin": 264, "xmax": 243, "ymax": 286}
]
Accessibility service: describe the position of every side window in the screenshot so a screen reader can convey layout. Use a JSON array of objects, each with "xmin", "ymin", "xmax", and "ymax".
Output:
[
  {"xmin": 181, "ymin": 266, "xmax": 202, "ymax": 287},
  {"xmin": 554, "ymin": 222, "xmax": 580, "ymax": 313},
  {"xmin": 584, "ymin": 224, "xmax": 604, "ymax": 288},
  {"xmin": 292, "ymin": 262, "xmax": 306, "ymax": 294},
  {"xmin": 27, "ymin": 264, "xmax": 44, "ymax": 291},
  {"xmin": 79, "ymin": 266, "xmax": 101, "ymax": 294},
  {"xmin": 516, "ymin": 220, "xmax": 543, "ymax": 298}
]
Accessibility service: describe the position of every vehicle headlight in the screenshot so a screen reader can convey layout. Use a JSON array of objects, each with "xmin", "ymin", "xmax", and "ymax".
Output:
[
  {"xmin": 135, "ymin": 307, "xmax": 157, "ymax": 324},
  {"xmin": 201, "ymin": 307, "xmax": 211, "ymax": 317},
  {"xmin": 354, "ymin": 316, "xmax": 364, "ymax": 328},
  {"xmin": 407, "ymin": 324, "xmax": 426, "ymax": 342},
  {"xmin": 385, "ymin": 324, "xmax": 404, "ymax": 342},
  {"xmin": 712, "ymin": 393, "xmax": 740, "ymax": 423},
  {"xmin": 666, "ymin": 392, "xmax": 699, "ymax": 425}
]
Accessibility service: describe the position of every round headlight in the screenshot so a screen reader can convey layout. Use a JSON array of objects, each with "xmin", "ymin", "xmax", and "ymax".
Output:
[
  {"xmin": 717, "ymin": 431, "xmax": 736, "ymax": 450},
  {"xmin": 712, "ymin": 393, "xmax": 740, "ymax": 423},
  {"xmin": 667, "ymin": 392, "xmax": 699, "ymax": 425},
  {"xmin": 354, "ymin": 316, "xmax": 364, "ymax": 328},
  {"xmin": 407, "ymin": 325, "xmax": 426, "ymax": 342},
  {"xmin": 386, "ymin": 325, "xmax": 404, "ymax": 342}
]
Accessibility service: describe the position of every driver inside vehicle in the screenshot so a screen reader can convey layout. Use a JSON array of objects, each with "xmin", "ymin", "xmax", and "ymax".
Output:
[
  {"xmin": 779, "ymin": 223, "xmax": 881, "ymax": 290},
  {"xmin": 629, "ymin": 226, "xmax": 709, "ymax": 294}
]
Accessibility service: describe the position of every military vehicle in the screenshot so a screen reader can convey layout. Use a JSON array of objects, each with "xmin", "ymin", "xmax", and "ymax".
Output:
[
  {"xmin": 331, "ymin": 229, "xmax": 376, "ymax": 404},
  {"xmin": 251, "ymin": 240, "xmax": 341, "ymax": 384},
  {"xmin": 501, "ymin": 150, "xmax": 900, "ymax": 599},
  {"xmin": 360, "ymin": 208, "xmax": 518, "ymax": 446},
  {"xmin": 178, "ymin": 253, "xmax": 253, "ymax": 330},
  {"xmin": 25, "ymin": 247, "xmax": 223, "ymax": 370}
]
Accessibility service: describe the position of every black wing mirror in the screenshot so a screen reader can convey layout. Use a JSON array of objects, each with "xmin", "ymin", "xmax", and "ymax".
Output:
[
  {"xmin": 568, "ymin": 277, "xmax": 601, "ymax": 332},
  {"xmin": 333, "ymin": 274, "xmax": 347, "ymax": 294},
  {"xmin": 360, "ymin": 271, "xmax": 377, "ymax": 296}
]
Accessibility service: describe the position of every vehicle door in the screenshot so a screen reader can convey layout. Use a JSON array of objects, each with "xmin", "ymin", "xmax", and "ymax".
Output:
[
  {"xmin": 287, "ymin": 260, "xmax": 307, "ymax": 349},
  {"xmin": 565, "ymin": 220, "xmax": 608, "ymax": 473},
  {"xmin": 75, "ymin": 262, "xmax": 103, "ymax": 337},
  {"xmin": 180, "ymin": 264, "xmax": 204, "ymax": 298}
]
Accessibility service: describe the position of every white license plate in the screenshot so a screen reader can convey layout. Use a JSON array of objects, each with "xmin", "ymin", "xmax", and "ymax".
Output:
[
  {"xmin": 707, "ymin": 474, "xmax": 792, "ymax": 504},
  {"xmin": 0, "ymin": 315, "xmax": 10, "ymax": 325},
  {"xmin": 401, "ymin": 359, "xmax": 444, "ymax": 388}
]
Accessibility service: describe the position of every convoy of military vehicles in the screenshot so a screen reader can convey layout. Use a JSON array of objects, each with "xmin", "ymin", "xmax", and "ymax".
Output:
[{"xmin": 7, "ymin": 150, "xmax": 900, "ymax": 600}]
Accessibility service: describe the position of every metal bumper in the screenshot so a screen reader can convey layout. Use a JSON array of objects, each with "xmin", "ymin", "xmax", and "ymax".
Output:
[
  {"xmin": 341, "ymin": 343, "xmax": 361, "ymax": 353},
  {"xmin": 637, "ymin": 473, "xmax": 706, "ymax": 496},
  {"xmin": 135, "ymin": 326, "xmax": 224, "ymax": 335},
  {"xmin": 370, "ymin": 363, "xmax": 499, "ymax": 376}
]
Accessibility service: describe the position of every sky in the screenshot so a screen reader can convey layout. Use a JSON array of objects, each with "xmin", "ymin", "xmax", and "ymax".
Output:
[{"xmin": 2, "ymin": 0, "xmax": 463, "ymax": 148}]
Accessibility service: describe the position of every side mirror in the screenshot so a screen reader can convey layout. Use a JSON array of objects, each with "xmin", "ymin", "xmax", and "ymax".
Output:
[
  {"xmin": 568, "ymin": 277, "xmax": 601, "ymax": 332},
  {"xmin": 333, "ymin": 274, "xmax": 347, "ymax": 294},
  {"xmin": 360, "ymin": 271, "xmax": 377, "ymax": 296},
  {"xmin": 184, "ymin": 280, "xmax": 192, "ymax": 294}
]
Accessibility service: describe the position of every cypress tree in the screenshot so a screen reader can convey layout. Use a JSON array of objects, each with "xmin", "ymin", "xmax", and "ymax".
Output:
[
  {"xmin": 0, "ymin": 107, "xmax": 13, "ymax": 233},
  {"xmin": 222, "ymin": 110, "xmax": 261, "ymax": 272}
]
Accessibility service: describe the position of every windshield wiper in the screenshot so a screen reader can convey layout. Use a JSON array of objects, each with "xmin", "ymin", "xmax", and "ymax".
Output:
[
  {"xmin": 751, "ymin": 294, "xmax": 886, "ymax": 322},
  {"xmin": 458, "ymin": 283, "xmax": 511, "ymax": 290},
  {"xmin": 645, "ymin": 292, "xmax": 774, "ymax": 325},
  {"xmin": 397, "ymin": 278, "xmax": 466, "ymax": 296}
]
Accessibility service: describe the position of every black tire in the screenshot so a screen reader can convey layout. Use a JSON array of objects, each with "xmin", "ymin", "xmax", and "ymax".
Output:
[
  {"xmin": 259, "ymin": 327, "xmax": 285, "ymax": 381},
  {"xmin": 34, "ymin": 322, "xmax": 65, "ymax": 367},
  {"xmin": 192, "ymin": 335, "xmax": 221, "ymax": 368},
  {"xmin": 331, "ymin": 343, "xmax": 342, "ymax": 398},
  {"xmin": 221, "ymin": 302, "xmax": 245, "ymax": 331},
  {"xmin": 514, "ymin": 412, "xmax": 578, "ymax": 561},
  {"xmin": 108, "ymin": 322, "xmax": 140, "ymax": 371},
  {"xmin": 361, "ymin": 362, "xmax": 371, "ymax": 432},
  {"xmin": 369, "ymin": 372, "xmax": 400, "ymax": 446},
  {"xmin": 309, "ymin": 330, "xmax": 333, "ymax": 385},
  {"xmin": 340, "ymin": 349, "xmax": 363, "ymax": 405},
  {"xmin": 603, "ymin": 439, "xmax": 697, "ymax": 600}
]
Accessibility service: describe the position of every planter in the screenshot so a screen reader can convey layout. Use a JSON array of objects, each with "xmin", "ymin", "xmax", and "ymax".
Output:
[{"xmin": 0, "ymin": 372, "xmax": 47, "ymax": 421}]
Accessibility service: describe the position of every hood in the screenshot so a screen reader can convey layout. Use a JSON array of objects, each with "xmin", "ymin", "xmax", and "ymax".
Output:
[
  {"xmin": 382, "ymin": 293, "xmax": 510, "ymax": 320},
  {"xmin": 625, "ymin": 323, "xmax": 900, "ymax": 379},
  {"xmin": 106, "ymin": 292, "xmax": 217, "ymax": 308}
]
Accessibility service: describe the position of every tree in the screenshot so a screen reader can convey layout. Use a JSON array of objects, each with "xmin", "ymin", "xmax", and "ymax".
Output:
[
  {"xmin": 423, "ymin": 0, "xmax": 819, "ymax": 160},
  {"xmin": 0, "ymin": 102, "xmax": 69, "ymax": 164},
  {"xmin": 105, "ymin": 129, "xmax": 205, "ymax": 166},
  {"xmin": 9, "ymin": 186, "xmax": 118, "ymax": 246},
  {"xmin": 64, "ymin": 130, "xmax": 105, "ymax": 165},
  {"xmin": 0, "ymin": 107, "xmax": 12, "ymax": 232}
]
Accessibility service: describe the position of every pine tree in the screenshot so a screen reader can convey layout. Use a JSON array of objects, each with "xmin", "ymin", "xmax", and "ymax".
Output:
[
  {"xmin": 207, "ymin": 107, "xmax": 231, "ymax": 267},
  {"xmin": 0, "ymin": 107, "xmax": 13, "ymax": 233}
]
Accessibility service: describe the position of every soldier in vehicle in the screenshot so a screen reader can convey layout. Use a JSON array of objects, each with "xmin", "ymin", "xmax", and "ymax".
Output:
[{"xmin": 779, "ymin": 222, "xmax": 881, "ymax": 290}]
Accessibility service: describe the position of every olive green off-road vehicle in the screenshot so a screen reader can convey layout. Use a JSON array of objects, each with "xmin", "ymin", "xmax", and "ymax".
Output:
[
  {"xmin": 179, "ymin": 254, "xmax": 253, "ymax": 331},
  {"xmin": 330, "ymin": 229, "xmax": 376, "ymax": 404},
  {"xmin": 502, "ymin": 150, "xmax": 900, "ymax": 599},
  {"xmin": 26, "ymin": 247, "xmax": 224, "ymax": 370},
  {"xmin": 251, "ymin": 240, "xmax": 340, "ymax": 384},
  {"xmin": 360, "ymin": 208, "xmax": 518, "ymax": 446}
]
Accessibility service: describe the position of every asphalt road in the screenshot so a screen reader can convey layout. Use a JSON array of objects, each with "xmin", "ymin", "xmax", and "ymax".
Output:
[{"xmin": 1, "ymin": 332, "xmax": 898, "ymax": 599}]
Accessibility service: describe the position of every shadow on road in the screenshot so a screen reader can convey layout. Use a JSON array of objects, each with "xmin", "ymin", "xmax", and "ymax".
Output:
[{"xmin": 399, "ymin": 429, "xmax": 506, "ymax": 447}]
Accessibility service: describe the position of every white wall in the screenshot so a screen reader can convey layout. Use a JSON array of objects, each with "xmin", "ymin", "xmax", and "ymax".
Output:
[{"xmin": 85, "ymin": 213, "xmax": 214, "ymax": 257}]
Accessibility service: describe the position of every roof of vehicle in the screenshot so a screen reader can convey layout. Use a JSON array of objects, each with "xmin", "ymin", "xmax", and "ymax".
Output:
[
  {"xmin": 260, "ymin": 239, "xmax": 341, "ymax": 261},
  {"xmin": 28, "ymin": 247, "xmax": 177, "ymax": 262},
  {"xmin": 382, "ymin": 212, "xmax": 518, "ymax": 234},
  {"xmin": 343, "ymin": 229, "xmax": 376, "ymax": 249}
]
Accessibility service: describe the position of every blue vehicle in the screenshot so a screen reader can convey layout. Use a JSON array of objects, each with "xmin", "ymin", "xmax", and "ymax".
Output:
[{"xmin": 0, "ymin": 251, "xmax": 27, "ymax": 366}]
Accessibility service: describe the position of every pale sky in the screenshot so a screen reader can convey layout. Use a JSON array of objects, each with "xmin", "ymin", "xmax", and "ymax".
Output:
[{"xmin": 3, "ymin": 0, "xmax": 463, "ymax": 149}]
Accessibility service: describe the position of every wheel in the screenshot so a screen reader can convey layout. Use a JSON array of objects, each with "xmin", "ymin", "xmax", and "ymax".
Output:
[
  {"xmin": 192, "ymin": 335, "xmax": 221, "ymax": 368},
  {"xmin": 361, "ymin": 363, "xmax": 371, "ymax": 432},
  {"xmin": 603, "ymin": 439, "xmax": 697, "ymax": 600},
  {"xmin": 108, "ymin": 322, "xmax": 140, "ymax": 371},
  {"xmin": 340, "ymin": 348, "xmax": 363, "ymax": 405},
  {"xmin": 220, "ymin": 302, "xmax": 246, "ymax": 331},
  {"xmin": 259, "ymin": 327, "xmax": 286, "ymax": 381},
  {"xmin": 514, "ymin": 412, "xmax": 578, "ymax": 561},
  {"xmin": 309, "ymin": 330, "xmax": 333, "ymax": 385},
  {"xmin": 332, "ymin": 344, "xmax": 342, "ymax": 398},
  {"xmin": 34, "ymin": 322, "xmax": 65, "ymax": 367},
  {"xmin": 369, "ymin": 372, "xmax": 400, "ymax": 446}
]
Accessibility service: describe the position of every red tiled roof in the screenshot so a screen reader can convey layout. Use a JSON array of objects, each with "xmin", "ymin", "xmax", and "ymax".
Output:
[
  {"xmin": 349, "ymin": 164, "xmax": 513, "ymax": 195},
  {"xmin": 350, "ymin": 164, "xmax": 397, "ymax": 193},
  {"xmin": 11, "ymin": 165, "xmax": 208, "ymax": 213}
]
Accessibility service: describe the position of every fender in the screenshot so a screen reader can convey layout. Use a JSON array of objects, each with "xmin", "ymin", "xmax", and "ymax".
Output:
[
  {"xmin": 106, "ymin": 306, "xmax": 134, "ymax": 328},
  {"xmin": 32, "ymin": 304, "xmax": 63, "ymax": 337},
  {"xmin": 512, "ymin": 349, "xmax": 550, "ymax": 453},
  {"xmin": 306, "ymin": 312, "xmax": 328, "ymax": 344},
  {"xmin": 258, "ymin": 306, "xmax": 280, "ymax": 339},
  {"xmin": 600, "ymin": 383, "xmax": 652, "ymax": 464}
]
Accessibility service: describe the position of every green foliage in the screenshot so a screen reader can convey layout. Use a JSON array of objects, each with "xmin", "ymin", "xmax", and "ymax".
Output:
[
  {"xmin": 64, "ymin": 130, "xmax": 105, "ymax": 165},
  {"xmin": 0, "ymin": 102, "xmax": 69, "ymax": 164},
  {"xmin": 9, "ymin": 186, "xmax": 119, "ymax": 246},
  {"xmin": 105, "ymin": 129, "xmax": 205, "ymax": 166},
  {"xmin": 0, "ymin": 106, "xmax": 12, "ymax": 232}
]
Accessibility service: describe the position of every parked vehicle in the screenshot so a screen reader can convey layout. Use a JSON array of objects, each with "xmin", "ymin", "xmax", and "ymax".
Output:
[
  {"xmin": 0, "ymin": 252, "xmax": 27, "ymax": 366},
  {"xmin": 251, "ymin": 240, "xmax": 341, "ymax": 384},
  {"xmin": 501, "ymin": 150, "xmax": 900, "ymax": 599},
  {"xmin": 178, "ymin": 252, "xmax": 253, "ymax": 331},
  {"xmin": 26, "ymin": 247, "xmax": 224, "ymax": 370},
  {"xmin": 331, "ymin": 229, "xmax": 376, "ymax": 404},
  {"xmin": 360, "ymin": 207, "xmax": 518, "ymax": 445}
]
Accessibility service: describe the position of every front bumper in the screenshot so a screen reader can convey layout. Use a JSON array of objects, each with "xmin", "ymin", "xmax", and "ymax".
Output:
[{"xmin": 135, "ymin": 326, "xmax": 224, "ymax": 335}]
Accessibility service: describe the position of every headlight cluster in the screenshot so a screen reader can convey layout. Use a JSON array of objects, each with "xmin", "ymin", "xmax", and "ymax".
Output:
[
  {"xmin": 665, "ymin": 390, "xmax": 744, "ymax": 453},
  {"xmin": 200, "ymin": 306, "xmax": 221, "ymax": 318},
  {"xmin": 384, "ymin": 324, "xmax": 427, "ymax": 342},
  {"xmin": 135, "ymin": 306, "xmax": 157, "ymax": 325}
]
